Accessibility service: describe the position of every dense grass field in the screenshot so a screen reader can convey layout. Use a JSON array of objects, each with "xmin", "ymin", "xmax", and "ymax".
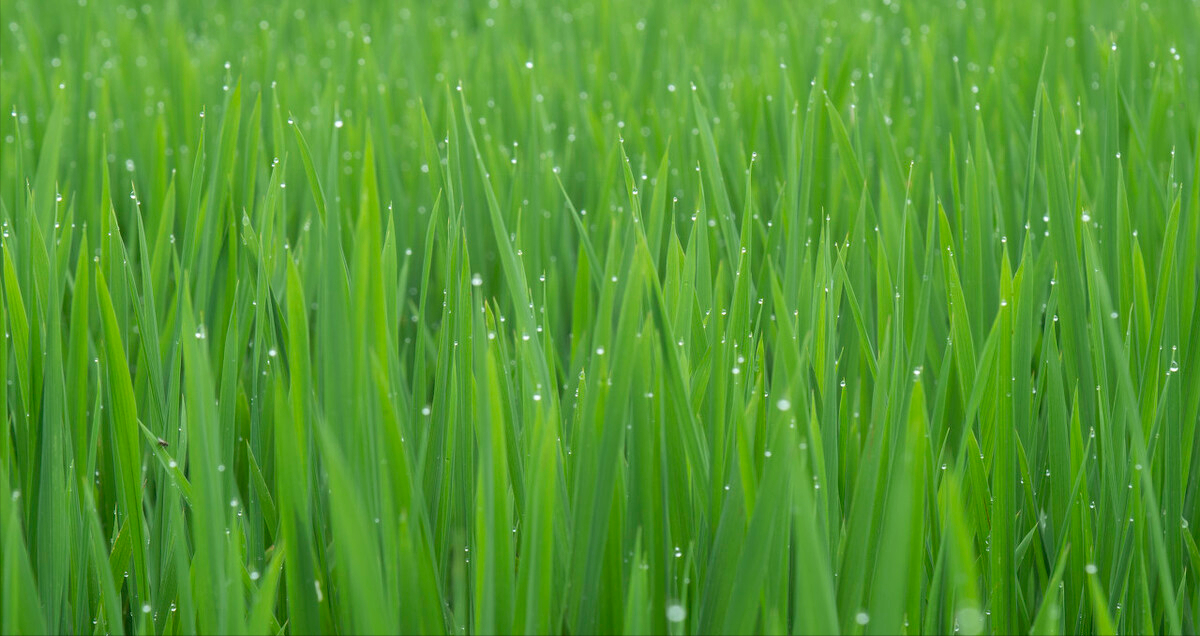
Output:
[{"xmin": 2, "ymin": 0, "xmax": 1199, "ymax": 634}]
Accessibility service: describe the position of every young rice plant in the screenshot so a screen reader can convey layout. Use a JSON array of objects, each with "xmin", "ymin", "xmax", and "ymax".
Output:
[{"xmin": 1, "ymin": 0, "xmax": 1198, "ymax": 634}]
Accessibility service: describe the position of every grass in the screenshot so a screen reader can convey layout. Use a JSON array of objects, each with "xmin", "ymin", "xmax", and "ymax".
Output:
[{"xmin": 1, "ymin": 0, "xmax": 1198, "ymax": 633}]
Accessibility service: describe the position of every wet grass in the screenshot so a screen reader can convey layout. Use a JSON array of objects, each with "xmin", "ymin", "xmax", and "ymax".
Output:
[{"xmin": 1, "ymin": 0, "xmax": 1199, "ymax": 634}]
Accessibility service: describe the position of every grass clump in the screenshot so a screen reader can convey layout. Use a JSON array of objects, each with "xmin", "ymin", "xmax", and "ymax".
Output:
[{"xmin": 1, "ymin": 0, "xmax": 1198, "ymax": 634}]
